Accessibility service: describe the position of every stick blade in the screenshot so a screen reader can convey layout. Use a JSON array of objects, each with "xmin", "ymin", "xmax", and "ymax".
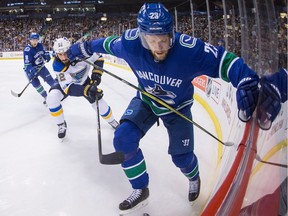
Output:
[
  {"xmin": 11, "ymin": 90, "xmax": 21, "ymax": 97},
  {"xmin": 100, "ymin": 151, "xmax": 124, "ymax": 165},
  {"xmin": 223, "ymin": 141, "xmax": 234, "ymax": 146}
]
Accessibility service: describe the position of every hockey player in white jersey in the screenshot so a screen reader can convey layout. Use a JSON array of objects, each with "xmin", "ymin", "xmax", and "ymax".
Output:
[{"xmin": 46, "ymin": 37, "xmax": 119, "ymax": 139}]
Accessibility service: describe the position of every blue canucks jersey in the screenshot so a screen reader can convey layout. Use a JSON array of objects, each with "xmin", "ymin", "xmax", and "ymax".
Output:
[
  {"xmin": 23, "ymin": 43, "xmax": 46, "ymax": 72},
  {"xmin": 86, "ymin": 28, "xmax": 258, "ymax": 115}
]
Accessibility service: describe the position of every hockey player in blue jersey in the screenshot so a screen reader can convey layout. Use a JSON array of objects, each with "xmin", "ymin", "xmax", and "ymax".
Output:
[
  {"xmin": 46, "ymin": 37, "xmax": 119, "ymax": 139},
  {"xmin": 23, "ymin": 33, "xmax": 56, "ymax": 105},
  {"xmin": 257, "ymin": 68, "xmax": 287, "ymax": 130},
  {"xmin": 66, "ymin": 3, "xmax": 260, "ymax": 214}
]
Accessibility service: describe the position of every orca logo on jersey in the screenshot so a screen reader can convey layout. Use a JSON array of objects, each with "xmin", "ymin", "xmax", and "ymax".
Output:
[{"xmin": 145, "ymin": 84, "xmax": 176, "ymax": 105}]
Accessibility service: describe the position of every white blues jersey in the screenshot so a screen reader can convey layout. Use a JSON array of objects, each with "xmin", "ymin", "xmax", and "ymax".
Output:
[{"xmin": 52, "ymin": 53, "xmax": 102, "ymax": 94}]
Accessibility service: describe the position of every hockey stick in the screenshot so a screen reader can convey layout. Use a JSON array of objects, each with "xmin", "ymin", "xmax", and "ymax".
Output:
[
  {"xmin": 255, "ymin": 154, "xmax": 288, "ymax": 168},
  {"xmin": 84, "ymin": 59, "xmax": 234, "ymax": 147},
  {"xmin": 95, "ymin": 94, "xmax": 124, "ymax": 165},
  {"xmin": 11, "ymin": 64, "xmax": 45, "ymax": 97}
]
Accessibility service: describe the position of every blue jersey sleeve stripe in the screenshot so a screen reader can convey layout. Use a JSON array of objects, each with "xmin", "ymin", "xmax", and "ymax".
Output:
[
  {"xmin": 218, "ymin": 50, "xmax": 227, "ymax": 79},
  {"xmin": 103, "ymin": 36, "xmax": 119, "ymax": 55},
  {"xmin": 226, "ymin": 57, "xmax": 239, "ymax": 81},
  {"xmin": 219, "ymin": 51, "xmax": 238, "ymax": 82}
]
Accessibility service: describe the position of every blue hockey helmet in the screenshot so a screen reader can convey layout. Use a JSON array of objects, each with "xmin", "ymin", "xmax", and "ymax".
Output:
[
  {"xmin": 29, "ymin": 32, "xmax": 40, "ymax": 40},
  {"xmin": 137, "ymin": 3, "xmax": 175, "ymax": 50}
]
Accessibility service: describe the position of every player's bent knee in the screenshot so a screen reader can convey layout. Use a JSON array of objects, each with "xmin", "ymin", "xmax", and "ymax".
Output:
[
  {"xmin": 46, "ymin": 89, "xmax": 64, "ymax": 107},
  {"xmin": 113, "ymin": 121, "xmax": 142, "ymax": 153},
  {"xmin": 171, "ymin": 152, "xmax": 194, "ymax": 168}
]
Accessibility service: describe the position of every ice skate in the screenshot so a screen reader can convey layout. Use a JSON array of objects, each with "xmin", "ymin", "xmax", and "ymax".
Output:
[
  {"xmin": 43, "ymin": 98, "xmax": 47, "ymax": 107},
  {"xmin": 189, "ymin": 176, "xmax": 201, "ymax": 202},
  {"xmin": 57, "ymin": 121, "xmax": 67, "ymax": 139},
  {"xmin": 119, "ymin": 188, "xmax": 149, "ymax": 215}
]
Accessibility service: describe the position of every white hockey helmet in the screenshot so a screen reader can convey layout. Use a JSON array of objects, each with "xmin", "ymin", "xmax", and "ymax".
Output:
[{"xmin": 53, "ymin": 37, "xmax": 71, "ymax": 54}]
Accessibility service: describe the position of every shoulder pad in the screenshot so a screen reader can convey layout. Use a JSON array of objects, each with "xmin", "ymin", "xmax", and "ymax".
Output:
[
  {"xmin": 37, "ymin": 43, "xmax": 44, "ymax": 50},
  {"xmin": 24, "ymin": 46, "xmax": 31, "ymax": 52},
  {"xmin": 179, "ymin": 34, "xmax": 197, "ymax": 48},
  {"xmin": 124, "ymin": 28, "xmax": 139, "ymax": 41},
  {"xmin": 53, "ymin": 58, "xmax": 67, "ymax": 72}
]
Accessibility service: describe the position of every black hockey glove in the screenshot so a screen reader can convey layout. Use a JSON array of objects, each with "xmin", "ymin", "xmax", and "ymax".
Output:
[
  {"xmin": 236, "ymin": 77, "xmax": 259, "ymax": 122},
  {"xmin": 44, "ymin": 52, "xmax": 51, "ymax": 62},
  {"xmin": 26, "ymin": 67, "xmax": 38, "ymax": 80},
  {"xmin": 256, "ymin": 76, "xmax": 282, "ymax": 130},
  {"xmin": 91, "ymin": 68, "xmax": 103, "ymax": 85},
  {"xmin": 83, "ymin": 80, "xmax": 103, "ymax": 101}
]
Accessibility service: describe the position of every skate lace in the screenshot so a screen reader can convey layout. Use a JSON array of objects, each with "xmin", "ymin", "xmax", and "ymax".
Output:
[
  {"xmin": 58, "ymin": 123, "xmax": 66, "ymax": 133},
  {"xmin": 126, "ymin": 189, "xmax": 142, "ymax": 204},
  {"xmin": 189, "ymin": 179, "xmax": 199, "ymax": 193}
]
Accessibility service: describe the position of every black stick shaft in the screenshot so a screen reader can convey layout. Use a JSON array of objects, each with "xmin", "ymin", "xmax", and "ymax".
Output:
[
  {"xmin": 95, "ymin": 95, "xmax": 124, "ymax": 165},
  {"xmin": 84, "ymin": 60, "xmax": 232, "ymax": 147},
  {"xmin": 11, "ymin": 65, "xmax": 45, "ymax": 97}
]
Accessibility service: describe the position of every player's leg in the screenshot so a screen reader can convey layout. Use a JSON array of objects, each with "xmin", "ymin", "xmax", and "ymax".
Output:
[
  {"xmin": 31, "ymin": 78, "xmax": 48, "ymax": 104},
  {"xmin": 46, "ymin": 84, "xmax": 67, "ymax": 139},
  {"xmin": 91, "ymin": 97, "xmax": 119, "ymax": 129},
  {"xmin": 113, "ymin": 97, "xmax": 158, "ymax": 214},
  {"xmin": 34, "ymin": 67, "xmax": 56, "ymax": 105},
  {"xmin": 39, "ymin": 67, "xmax": 57, "ymax": 87},
  {"xmin": 161, "ymin": 107, "xmax": 200, "ymax": 202}
]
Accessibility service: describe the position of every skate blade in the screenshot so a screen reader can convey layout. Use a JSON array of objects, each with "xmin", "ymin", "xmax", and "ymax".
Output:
[
  {"xmin": 189, "ymin": 197, "xmax": 200, "ymax": 207},
  {"xmin": 119, "ymin": 199, "xmax": 148, "ymax": 216},
  {"xmin": 58, "ymin": 137, "xmax": 66, "ymax": 143}
]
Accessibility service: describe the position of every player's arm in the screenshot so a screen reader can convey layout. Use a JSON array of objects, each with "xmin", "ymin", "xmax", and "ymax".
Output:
[
  {"xmin": 23, "ymin": 47, "xmax": 38, "ymax": 79},
  {"xmin": 43, "ymin": 50, "xmax": 51, "ymax": 62},
  {"xmin": 202, "ymin": 41, "xmax": 260, "ymax": 122},
  {"xmin": 191, "ymin": 38, "xmax": 260, "ymax": 122},
  {"xmin": 66, "ymin": 33, "xmax": 127, "ymax": 62}
]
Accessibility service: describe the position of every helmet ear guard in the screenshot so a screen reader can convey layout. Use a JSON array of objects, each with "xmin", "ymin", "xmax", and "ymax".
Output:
[
  {"xmin": 137, "ymin": 3, "xmax": 175, "ymax": 50},
  {"xmin": 53, "ymin": 37, "xmax": 71, "ymax": 54}
]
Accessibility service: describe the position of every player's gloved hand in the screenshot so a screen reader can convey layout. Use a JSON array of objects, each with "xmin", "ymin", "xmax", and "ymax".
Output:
[
  {"xmin": 84, "ymin": 81, "xmax": 103, "ymax": 101},
  {"xmin": 91, "ymin": 68, "xmax": 103, "ymax": 85},
  {"xmin": 27, "ymin": 67, "xmax": 38, "ymax": 80},
  {"xmin": 44, "ymin": 52, "xmax": 51, "ymax": 62},
  {"xmin": 66, "ymin": 42, "xmax": 93, "ymax": 63},
  {"xmin": 236, "ymin": 77, "xmax": 259, "ymax": 122},
  {"xmin": 257, "ymin": 76, "xmax": 282, "ymax": 130}
]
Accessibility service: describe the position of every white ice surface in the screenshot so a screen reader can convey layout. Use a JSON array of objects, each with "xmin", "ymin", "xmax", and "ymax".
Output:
[{"xmin": 0, "ymin": 60, "xmax": 219, "ymax": 216}]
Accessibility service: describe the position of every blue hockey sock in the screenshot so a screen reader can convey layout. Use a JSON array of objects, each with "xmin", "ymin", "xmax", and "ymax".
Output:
[
  {"xmin": 172, "ymin": 152, "xmax": 199, "ymax": 181},
  {"xmin": 122, "ymin": 148, "xmax": 149, "ymax": 189}
]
